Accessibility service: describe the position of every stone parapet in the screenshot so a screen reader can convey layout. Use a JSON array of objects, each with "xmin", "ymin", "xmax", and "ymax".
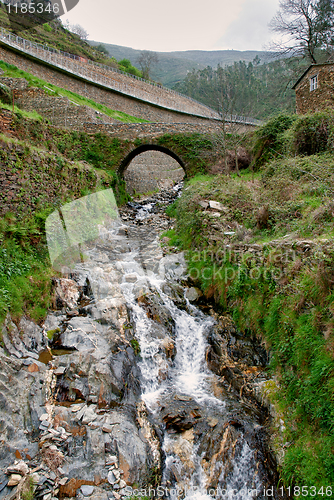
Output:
[{"xmin": 0, "ymin": 43, "xmax": 221, "ymax": 125}]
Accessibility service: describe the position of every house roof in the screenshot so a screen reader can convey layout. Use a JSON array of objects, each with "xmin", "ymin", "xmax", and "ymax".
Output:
[{"xmin": 292, "ymin": 62, "xmax": 334, "ymax": 89}]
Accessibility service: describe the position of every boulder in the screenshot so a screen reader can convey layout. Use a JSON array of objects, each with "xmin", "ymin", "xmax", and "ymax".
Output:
[
  {"xmin": 209, "ymin": 201, "xmax": 225, "ymax": 211},
  {"xmin": 185, "ymin": 287, "xmax": 203, "ymax": 302},
  {"xmin": 54, "ymin": 278, "xmax": 80, "ymax": 310},
  {"xmin": 80, "ymin": 485, "xmax": 94, "ymax": 496},
  {"xmin": 137, "ymin": 292, "xmax": 175, "ymax": 336},
  {"xmin": 161, "ymin": 282, "xmax": 187, "ymax": 310},
  {"xmin": 160, "ymin": 395, "xmax": 202, "ymax": 432}
]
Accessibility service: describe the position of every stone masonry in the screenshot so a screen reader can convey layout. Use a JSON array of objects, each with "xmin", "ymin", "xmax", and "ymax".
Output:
[
  {"xmin": 124, "ymin": 150, "xmax": 184, "ymax": 194},
  {"xmin": 0, "ymin": 43, "xmax": 220, "ymax": 125},
  {"xmin": 293, "ymin": 63, "xmax": 334, "ymax": 114},
  {"xmin": 0, "ymin": 78, "xmax": 118, "ymax": 128}
]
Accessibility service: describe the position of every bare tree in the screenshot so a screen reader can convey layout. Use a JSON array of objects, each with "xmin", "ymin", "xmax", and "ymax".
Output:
[
  {"xmin": 69, "ymin": 23, "xmax": 89, "ymax": 40},
  {"xmin": 268, "ymin": 0, "xmax": 334, "ymax": 63},
  {"xmin": 212, "ymin": 65, "xmax": 255, "ymax": 177},
  {"xmin": 137, "ymin": 51, "xmax": 158, "ymax": 80}
]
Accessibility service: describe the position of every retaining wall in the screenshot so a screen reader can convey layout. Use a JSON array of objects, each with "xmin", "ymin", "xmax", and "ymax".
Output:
[{"xmin": 0, "ymin": 43, "xmax": 220, "ymax": 125}]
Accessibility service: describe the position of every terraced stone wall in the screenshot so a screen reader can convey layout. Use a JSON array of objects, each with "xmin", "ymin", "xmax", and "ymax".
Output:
[{"xmin": 0, "ymin": 43, "xmax": 220, "ymax": 125}]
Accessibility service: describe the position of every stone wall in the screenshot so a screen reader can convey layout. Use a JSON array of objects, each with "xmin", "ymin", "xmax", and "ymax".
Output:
[
  {"xmin": 295, "ymin": 64, "xmax": 334, "ymax": 114},
  {"xmin": 82, "ymin": 121, "xmax": 223, "ymax": 139},
  {"xmin": 0, "ymin": 76, "xmax": 28, "ymax": 90},
  {"xmin": 0, "ymin": 137, "xmax": 114, "ymax": 217},
  {"xmin": 0, "ymin": 107, "xmax": 226, "ymax": 191},
  {"xmin": 0, "ymin": 43, "xmax": 220, "ymax": 125},
  {"xmin": 11, "ymin": 85, "xmax": 117, "ymax": 128},
  {"xmin": 124, "ymin": 150, "xmax": 184, "ymax": 194},
  {"xmin": 0, "ymin": 107, "xmax": 13, "ymax": 134}
]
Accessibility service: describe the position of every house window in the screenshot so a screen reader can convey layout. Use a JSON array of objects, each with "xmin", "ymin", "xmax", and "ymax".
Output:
[{"xmin": 310, "ymin": 74, "xmax": 318, "ymax": 91}]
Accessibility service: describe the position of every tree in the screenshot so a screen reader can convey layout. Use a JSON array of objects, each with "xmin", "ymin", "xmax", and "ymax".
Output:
[
  {"xmin": 316, "ymin": 0, "xmax": 334, "ymax": 53},
  {"xmin": 268, "ymin": 0, "xmax": 334, "ymax": 63},
  {"xmin": 95, "ymin": 44, "xmax": 109, "ymax": 55},
  {"xmin": 137, "ymin": 51, "xmax": 158, "ymax": 80},
  {"xmin": 69, "ymin": 23, "xmax": 89, "ymax": 40}
]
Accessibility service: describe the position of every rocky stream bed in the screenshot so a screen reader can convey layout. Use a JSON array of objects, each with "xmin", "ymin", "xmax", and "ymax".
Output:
[{"xmin": 0, "ymin": 185, "xmax": 286, "ymax": 500}]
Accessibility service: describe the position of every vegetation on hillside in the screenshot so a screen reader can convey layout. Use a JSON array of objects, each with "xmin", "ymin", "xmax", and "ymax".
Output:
[
  {"xmin": 0, "ymin": 213, "xmax": 54, "ymax": 327},
  {"xmin": 172, "ymin": 54, "xmax": 334, "ymax": 120},
  {"xmin": 118, "ymin": 58, "xmax": 142, "ymax": 78},
  {"xmin": 88, "ymin": 40, "xmax": 272, "ymax": 88},
  {"xmin": 163, "ymin": 111, "xmax": 334, "ymax": 493},
  {"xmin": 0, "ymin": 7, "xmax": 143, "ymax": 78},
  {"xmin": 0, "ymin": 109, "xmax": 131, "ymax": 332}
]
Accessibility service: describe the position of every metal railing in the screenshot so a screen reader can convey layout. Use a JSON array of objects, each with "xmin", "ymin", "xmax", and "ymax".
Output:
[{"xmin": 0, "ymin": 27, "xmax": 262, "ymax": 125}]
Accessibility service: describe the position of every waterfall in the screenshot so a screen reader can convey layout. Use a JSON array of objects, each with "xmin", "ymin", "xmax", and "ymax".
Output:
[{"xmin": 46, "ymin": 185, "xmax": 278, "ymax": 499}]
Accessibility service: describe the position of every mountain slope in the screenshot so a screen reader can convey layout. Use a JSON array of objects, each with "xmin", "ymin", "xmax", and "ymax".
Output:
[{"xmin": 89, "ymin": 41, "xmax": 272, "ymax": 87}]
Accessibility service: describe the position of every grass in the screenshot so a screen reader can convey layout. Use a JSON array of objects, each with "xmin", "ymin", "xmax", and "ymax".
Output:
[
  {"xmin": 0, "ymin": 212, "xmax": 54, "ymax": 332},
  {"xmin": 0, "ymin": 60, "xmax": 149, "ymax": 123},
  {"xmin": 0, "ymin": 101, "xmax": 44, "ymax": 121}
]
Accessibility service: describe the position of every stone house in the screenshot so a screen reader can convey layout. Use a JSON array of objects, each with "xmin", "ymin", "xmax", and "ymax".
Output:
[{"xmin": 292, "ymin": 62, "xmax": 334, "ymax": 114}]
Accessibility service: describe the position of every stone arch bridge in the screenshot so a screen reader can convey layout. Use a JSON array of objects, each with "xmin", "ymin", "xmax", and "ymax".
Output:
[{"xmin": 82, "ymin": 121, "xmax": 255, "ymax": 190}]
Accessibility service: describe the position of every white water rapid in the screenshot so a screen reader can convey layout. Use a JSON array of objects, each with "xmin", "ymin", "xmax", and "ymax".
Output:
[{"xmin": 55, "ymin": 187, "xmax": 273, "ymax": 499}]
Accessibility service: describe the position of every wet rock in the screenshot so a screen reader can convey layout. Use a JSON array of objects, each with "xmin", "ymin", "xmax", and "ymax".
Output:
[
  {"xmin": 161, "ymin": 337, "xmax": 176, "ymax": 359},
  {"xmin": 137, "ymin": 292, "xmax": 175, "ymax": 336},
  {"xmin": 160, "ymin": 395, "xmax": 202, "ymax": 432},
  {"xmin": 160, "ymin": 253, "xmax": 187, "ymax": 281},
  {"xmin": 185, "ymin": 287, "xmax": 203, "ymax": 302},
  {"xmin": 124, "ymin": 274, "xmax": 137, "ymax": 283},
  {"xmin": 208, "ymin": 315, "xmax": 268, "ymax": 367},
  {"xmin": 199, "ymin": 423, "xmax": 241, "ymax": 489},
  {"xmin": 161, "ymin": 282, "xmax": 187, "ymax": 309},
  {"xmin": 54, "ymin": 278, "xmax": 80, "ymax": 310}
]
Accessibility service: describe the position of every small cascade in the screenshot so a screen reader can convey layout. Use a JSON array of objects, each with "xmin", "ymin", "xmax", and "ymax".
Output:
[
  {"xmin": 46, "ymin": 184, "xmax": 282, "ymax": 499},
  {"xmin": 90, "ymin": 189, "xmax": 275, "ymax": 498}
]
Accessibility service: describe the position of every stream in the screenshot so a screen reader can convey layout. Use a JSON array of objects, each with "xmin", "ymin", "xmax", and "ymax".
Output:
[
  {"xmin": 50, "ymin": 184, "xmax": 283, "ymax": 500},
  {"xmin": 0, "ymin": 185, "xmax": 285, "ymax": 500}
]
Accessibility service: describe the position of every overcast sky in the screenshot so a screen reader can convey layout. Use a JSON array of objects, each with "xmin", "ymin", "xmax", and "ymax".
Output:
[{"xmin": 61, "ymin": 0, "xmax": 280, "ymax": 52}]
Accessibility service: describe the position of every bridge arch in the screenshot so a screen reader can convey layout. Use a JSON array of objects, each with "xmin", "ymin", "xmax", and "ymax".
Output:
[
  {"xmin": 119, "ymin": 144, "xmax": 186, "ymax": 195},
  {"xmin": 118, "ymin": 144, "xmax": 185, "ymax": 176}
]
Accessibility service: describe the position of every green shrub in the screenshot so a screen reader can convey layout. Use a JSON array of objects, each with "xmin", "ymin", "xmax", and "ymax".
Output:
[
  {"xmin": 293, "ymin": 111, "xmax": 334, "ymax": 156},
  {"xmin": 43, "ymin": 23, "xmax": 52, "ymax": 32},
  {"xmin": 0, "ymin": 217, "xmax": 53, "ymax": 328},
  {"xmin": 118, "ymin": 59, "xmax": 142, "ymax": 78},
  {"xmin": 252, "ymin": 114, "xmax": 297, "ymax": 167}
]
